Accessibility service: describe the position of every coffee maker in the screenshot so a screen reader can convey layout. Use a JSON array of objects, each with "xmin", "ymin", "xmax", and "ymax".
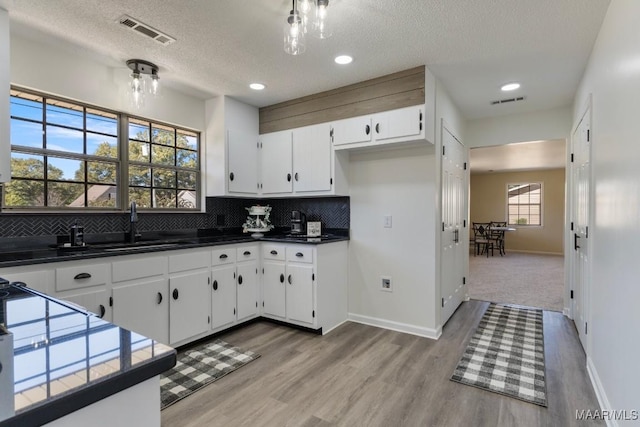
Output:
[{"xmin": 290, "ymin": 210, "xmax": 307, "ymax": 235}]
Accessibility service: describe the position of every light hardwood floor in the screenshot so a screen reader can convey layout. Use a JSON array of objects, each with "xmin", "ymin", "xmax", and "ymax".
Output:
[{"xmin": 162, "ymin": 301, "xmax": 603, "ymax": 427}]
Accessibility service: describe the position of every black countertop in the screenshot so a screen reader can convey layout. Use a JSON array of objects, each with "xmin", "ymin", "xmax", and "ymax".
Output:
[
  {"xmin": 0, "ymin": 283, "xmax": 176, "ymax": 427},
  {"xmin": 0, "ymin": 230, "xmax": 349, "ymax": 268}
]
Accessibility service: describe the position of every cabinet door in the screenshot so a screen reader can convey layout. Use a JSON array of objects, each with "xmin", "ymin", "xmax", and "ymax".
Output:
[
  {"xmin": 260, "ymin": 130, "xmax": 293, "ymax": 194},
  {"xmin": 262, "ymin": 261, "xmax": 286, "ymax": 318},
  {"xmin": 286, "ymin": 264, "xmax": 314, "ymax": 325},
  {"xmin": 64, "ymin": 289, "xmax": 112, "ymax": 322},
  {"xmin": 372, "ymin": 105, "xmax": 423, "ymax": 142},
  {"xmin": 112, "ymin": 278, "xmax": 169, "ymax": 344},
  {"xmin": 228, "ymin": 129, "xmax": 259, "ymax": 194},
  {"xmin": 169, "ymin": 270, "xmax": 211, "ymax": 344},
  {"xmin": 331, "ymin": 116, "xmax": 372, "ymax": 146},
  {"xmin": 293, "ymin": 123, "xmax": 332, "ymax": 193},
  {"xmin": 236, "ymin": 262, "xmax": 258, "ymax": 321},
  {"xmin": 211, "ymin": 265, "xmax": 237, "ymax": 330}
]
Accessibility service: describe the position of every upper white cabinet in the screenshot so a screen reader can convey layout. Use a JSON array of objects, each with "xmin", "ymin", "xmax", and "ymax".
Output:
[
  {"xmin": 292, "ymin": 123, "xmax": 332, "ymax": 193},
  {"xmin": 332, "ymin": 104, "xmax": 430, "ymax": 151},
  {"xmin": 260, "ymin": 130, "xmax": 293, "ymax": 195},
  {"xmin": 227, "ymin": 129, "xmax": 259, "ymax": 194},
  {"xmin": 0, "ymin": 9, "xmax": 10, "ymax": 183}
]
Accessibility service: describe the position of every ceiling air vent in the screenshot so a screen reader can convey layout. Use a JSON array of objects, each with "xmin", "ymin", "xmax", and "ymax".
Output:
[
  {"xmin": 490, "ymin": 96, "xmax": 526, "ymax": 105},
  {"xmin": 117, "ymin": 15, "xmax": 176, "ymax": 46}
]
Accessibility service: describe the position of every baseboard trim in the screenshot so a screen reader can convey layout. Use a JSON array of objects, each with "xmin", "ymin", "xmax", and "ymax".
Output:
[
  {"xmin": 322, "ymin": 319, "xmax": 349, "ymax": 336},
  {"xmin": 587, "ymin": 356, "xmax": 617, "ymax": 427},
  {"xmin": 347, "ymin": 313, "xmax": 441, "ymax": 340},
  {"xmin": 508, "ymin": 249, "xmax": 564, "ymax": 256}
]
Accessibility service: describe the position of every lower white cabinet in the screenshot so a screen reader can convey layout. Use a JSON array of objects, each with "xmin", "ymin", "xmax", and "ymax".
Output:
[
  {"xmin": 236, "ymin": 262, "xmax": 258, "ymax": 321},
  {"xmin": 285, "ymin": 263, "xmax": 314, "ymax": 325},
  {"xmin": 64, "ymin": 289, "xmax": 112, "ymax": 322},
  {"xmin": 168, "ymin": 270, "xmax": 211, "ymax": 345},
  {"xmin": 112, "ymin": 278, "xmax": 169, "ymax": 344},
  {"xmin": 210, "ymin": 265, "xmax": 236, "ymax": 330},
  {"xmin": 262, "ymin": 260, "xmax": 286, "ymax": 318}
]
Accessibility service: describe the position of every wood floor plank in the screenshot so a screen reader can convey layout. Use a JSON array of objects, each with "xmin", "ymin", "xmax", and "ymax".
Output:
[{"xmin": 161, "ymin": 301, "xmax": 604, "ymax": 427}]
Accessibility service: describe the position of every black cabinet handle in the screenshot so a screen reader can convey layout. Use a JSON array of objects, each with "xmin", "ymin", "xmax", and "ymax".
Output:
[
  {"xmin": 99, "ymin": 305, "xmax": 106, "ymax": 318},
  {"xmin": 219, "ymin": 253, "xmax": 228, "ymax": 259},
  {"xmin": 419, "ymin": 112, "xmax": 423, "ymax": 121},
  {"xmin": 287, "ymin": 173, "xmax": 292, "ymax": 182},
  {"xmin": 375, "ymin": 123, "xmax": 380, "ymax": 133},
  {"xmin": 157, "ymin": 292, "xmax": 163, "ymax": 304},
  {"xmin": 574, "ymin": 233, "xmax": 580, "ymax": 251},
  {"xmin": 243, "ymin": 250, "xmax": 251, "ymax": 256},
  {"xmin": 365, "ymin": 124, "xmax": 370, "ymax": 135},
  {"xmin": 238, "ymin": 275, "xmax": 243, "ymax": 285},
  {"xmin": 280, "ymin": 273, "xmax": 284, "ymax": 283},
  {"xmin": 74, "ymin": 272, "xmax": 91, "ymax": 280},
  {"xmin": 213, "ymin": 280, "xmax": 218, "ymax": 291},
  {"xmin": 270, "ymin": 250, "xmax": 278, "ymax": 255},
  {"xmin": 172, "ymin": 288, "xmax": 179, "ymax": 300},
  {"xmin": 288, "ymin": 274, "xmax": 292, "ymax": 285},
  {"xmin": 296, "ymin": 252, "xmax": 304, "ymax": 257},
  {"xmin": 229, "ymin": 172, "xmax": 234, "ymax": 181}
]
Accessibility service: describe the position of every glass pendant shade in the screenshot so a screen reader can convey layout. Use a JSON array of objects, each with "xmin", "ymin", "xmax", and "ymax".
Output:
[
  {"xmin": 284, "ymin": 9, "xmax": 306, "ymax": 55},
  {"xmin": 126, "ymin": 59, "xmax": 160, "ymax": 109},
  {"xmin": 313, "ymin": 0, "xmax": 332, "ymax": 39},
  {"xmin": 129, "ymin": 70, "xmax": 146, "ymax": 109}
]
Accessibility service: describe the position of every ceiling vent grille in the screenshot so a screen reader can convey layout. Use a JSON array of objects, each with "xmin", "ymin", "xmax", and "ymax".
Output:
[
  {"xmin": 490, "ymin": 96, "xmax": 526, "ymax": 105},
  {"xmin": 117, "ymin": 15, "xmax": 176, "ymax": 46}
]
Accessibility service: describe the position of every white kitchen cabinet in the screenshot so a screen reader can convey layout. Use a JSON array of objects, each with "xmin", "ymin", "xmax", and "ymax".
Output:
[
  {"xmin": 262, "ymin": 244, "xmax": 287, "ymax": 319},
  {"xmin": 0, "ymin": 267, "xmax": 53, "ymax": 294},
  {"xmin": 64, "ymin": 289, "xmax": 112, "ymax": 322},
  {"xmin": 227, "ymin": 129, "xmax": 259, "ymax": 194},
  {"xmin": 112, "ymin": 278, "xmax": 169, "ymax": 344},
  {"xmin": 292, "ymin": 122, "xmax": 332, "ymax": 193},
  {"xmin": 260, "ymin": 130, "xmax": 293, "ymax": 194},
  {"xmin": 168, "ymin": 270, "xmax": 211, "ymax": 345},
  {"xmin": 236, "ymin": 262, "xmax": 258, "ymax": 321},
  {"xmin": 285, "ymin": 263, "xmax": 314, "ymax": 325},
  {"xmin": 210, "ymin": 264, "xmax": 236, "ymax": 330},
  {"xmin": 332, "ymin": 104, "xmax": 429, "ymax": 150},
  {"xmin": 0, "ymin": 10, "xmax": 9, "ymax": 183}
]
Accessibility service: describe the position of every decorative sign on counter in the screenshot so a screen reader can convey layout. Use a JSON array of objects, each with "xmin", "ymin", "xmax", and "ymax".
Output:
[{"xmin": 307, "ymin": 221, "xmax": 321, "ymax": 237}]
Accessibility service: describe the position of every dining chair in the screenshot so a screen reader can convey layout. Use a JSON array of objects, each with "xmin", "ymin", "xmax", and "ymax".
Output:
[
  {"xmin": 472, "ymin": 222, "xmax": 493, "ymax": 257},
  {"xmin": 489, "ymin": 221, "xmax": 507, "ymax": 256}
]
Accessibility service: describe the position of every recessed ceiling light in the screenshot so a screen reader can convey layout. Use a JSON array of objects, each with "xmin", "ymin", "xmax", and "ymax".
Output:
[
  {"xmin": 250, "ymin": 83, "xmax": 266, "ymax": 90},
  {"xmin": 334, "ymin": 55, "xmax": 353, "ymax": 65},
  {"xmin": 501, "ymin": 82, "xmax": 521, "ymax": 91}
]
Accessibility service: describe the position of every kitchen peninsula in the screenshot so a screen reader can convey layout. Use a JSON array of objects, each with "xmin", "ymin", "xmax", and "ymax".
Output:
[{"xmin": 0, "ymin": 280, "xmax": 176, "ymax": 427}]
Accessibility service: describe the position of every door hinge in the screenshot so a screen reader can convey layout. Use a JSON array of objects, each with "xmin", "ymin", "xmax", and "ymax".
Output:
[
  {"xmin": 463, "ymin": 219, "xmax": 466, "ymax": 228},
  {"xmin": 330, "ymin": 178, "xmax": 333, "ymax": 185},
  {"xmin": 109, "ymin": 296, "xmax": 113, "ymax": 307},
  {"xmin": 441, "ymin": 298, "xmax": 445, "ymax": 307},
  {"xmin": 262, "ymin": 301, "xmax": 264, "ymax": 307},
  {"xmin": 256, "ymin": 301, "xmax": 258, "ymax": 308},
  {"xmin": 586, "ymin": 226, "xmax": 589, "ymax": 238},
  {"xmin": 587, "ymin": 129, "xmax": 590, "ymax": 142},
  {"xmin": 442, "ymin": 146, "xmax": 446, "ymax": 156},
  {"xmin": 256, "ymin": 268, "xmax": 258, "ymax": 274},
  {"xmin": 442, "ymin": 222, "xmax": 445, "ymax": 232},
  {"xmin": 208, "ymin": 277, "xmax": 210, "ymax": 285},
  {"xmin": 312, "ymin": 310, "xmax": 315, "ymax": 318},
  {"xmin": 463, "ymin": 162, "xmax": 467, "ymax": 170},
  {"xmin": 463, "ymin": 277, "xmax": 466, "ymax": 285},
  {"xmin": 234, "ymin": 308, "xmax": 236, "ymax": 315},
  {"xmin": 571, "ymin": 222, "xmax": 574, "ymax": 231},
  {"xmin": 585, "ymin": 322, "xmax": 588, "ymax": 335},
  {"xmin": 262, "ymin": 268, "xmax": 264, "ymax": 274},
  {"xmin": 571, "ymin": 153, "xmax": 574, "ymax": 162},
  {"xmin": 208, "ymin": 315, "xmax": 210, "ymax": 324},
  {"xmin": 570, "ymin": 290, "xmax": 574, "ymax": 299},
  {"xmin": 312, "ymin": 273, "xmax": 315, "ymax": 281}
]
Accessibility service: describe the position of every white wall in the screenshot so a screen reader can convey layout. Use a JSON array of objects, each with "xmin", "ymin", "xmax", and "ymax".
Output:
[
  {"xmin": 10, "ymin": 34, "xmax": 205, "ymax": 131},
  {"xmin": 466, "ymin": 106, "xmax": 572, "ymax": 148},
  {"xmin": 572, "ymin": 0, "xmax": 640, "ymax": 419}
]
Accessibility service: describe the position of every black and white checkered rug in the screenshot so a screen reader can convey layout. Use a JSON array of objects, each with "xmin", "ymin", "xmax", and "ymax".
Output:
[
  {"xmin": 160, "ymin": 339, "xmax": 260, "ymax": 409},
  {"xmin": 451, "ymin": 303, "xmax": 547, "ymax": 406}
]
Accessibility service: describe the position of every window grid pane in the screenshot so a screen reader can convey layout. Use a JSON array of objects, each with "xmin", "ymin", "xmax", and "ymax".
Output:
[{"xmin": 507, "ymin": 183, "xmax": 542, "ymax": 226}]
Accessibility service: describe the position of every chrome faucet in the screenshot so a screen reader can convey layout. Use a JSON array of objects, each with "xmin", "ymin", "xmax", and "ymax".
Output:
[{"xmin": 129, "ymin": 201, "xmax": 140, "ymax": 243}]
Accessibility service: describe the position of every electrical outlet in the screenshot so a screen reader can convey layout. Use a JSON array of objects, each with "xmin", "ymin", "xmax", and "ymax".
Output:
[
  {"xmin": 381, "ymin": 276, "xmax": 392, "ymax": 292},
  {"xmin": 383, "ymin": 215, "xmax": 392, "ymax": 228}
]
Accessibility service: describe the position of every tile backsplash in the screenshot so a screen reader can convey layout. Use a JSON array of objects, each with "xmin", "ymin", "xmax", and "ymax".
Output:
[{"xmin": 0, "ymin": 196, "xmax": 349, "ymax": 238}]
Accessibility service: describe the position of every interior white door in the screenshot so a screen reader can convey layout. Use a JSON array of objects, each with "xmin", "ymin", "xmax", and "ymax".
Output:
[
  {"xmin": 260, "ymin": 130, "xmax": 293, "ymax": 194},
  {"xmin": 440, "ymin": 124, "xmax": 467, "ymax": 325},
  {"xmin": 571, "ymin": 105, "xmax": 591, "ymax": 350}
]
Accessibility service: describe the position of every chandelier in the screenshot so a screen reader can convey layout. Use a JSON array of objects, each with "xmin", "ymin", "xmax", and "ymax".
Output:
[
  {"xmin": 126, "ymin": 59, "xmax": 160, "ymax": 109},
  {"xmin": 284, "ymin": 0, "xmax": 331, "ymax": 55}
]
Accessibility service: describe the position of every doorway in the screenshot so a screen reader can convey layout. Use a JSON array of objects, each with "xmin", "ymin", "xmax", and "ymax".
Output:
[{"xmin": 467, "ymin": 140, "xmax": 567, "ymax": 312}]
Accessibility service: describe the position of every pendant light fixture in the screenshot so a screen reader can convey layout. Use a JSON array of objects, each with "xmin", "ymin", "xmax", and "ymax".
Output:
[
  {"xmin": 126, "ymin": 59, "xmax": 160, "ymax": 109},
  {"xmin": 313, "ymin": 0, "xmax": 331, "ymax": 39},
  {"xmin": 284, "ymin": 0, "xmax": 305, "ymax": 55}
]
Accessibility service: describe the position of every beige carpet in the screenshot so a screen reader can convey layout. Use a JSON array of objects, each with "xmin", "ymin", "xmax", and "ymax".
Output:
[{"xmin": 468, "ymin": 252, "xmax": 564, "ymax": 312}]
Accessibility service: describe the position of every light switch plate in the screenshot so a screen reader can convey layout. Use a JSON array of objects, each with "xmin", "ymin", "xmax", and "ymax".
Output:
[{"xmin": 383, "ymin": 215, "xmax": 392, "ymax": 228}]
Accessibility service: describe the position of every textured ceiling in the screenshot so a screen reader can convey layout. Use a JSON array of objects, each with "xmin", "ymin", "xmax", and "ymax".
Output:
[
  {"xmin": 0, "ymin": 0, "xmax": 610, "ymax": 119},
  {"xmin": 470, "ymin": 140, "xmax": 567, "ymax": 173}
]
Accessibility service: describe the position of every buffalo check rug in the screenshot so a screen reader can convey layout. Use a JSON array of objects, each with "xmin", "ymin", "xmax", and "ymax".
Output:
[
  {"xmin": 451, "ymin": 303, "xmax": 547, "ymax": 406},
  {"xmin": 160, "ymin": 339, "xmax": 260, "ymax": 409}
]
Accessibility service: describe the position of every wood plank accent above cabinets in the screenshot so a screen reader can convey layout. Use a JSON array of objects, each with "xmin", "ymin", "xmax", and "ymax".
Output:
[{"xmin": 259, "ymin": 66, "xmax": 426, "ymax": 134}]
